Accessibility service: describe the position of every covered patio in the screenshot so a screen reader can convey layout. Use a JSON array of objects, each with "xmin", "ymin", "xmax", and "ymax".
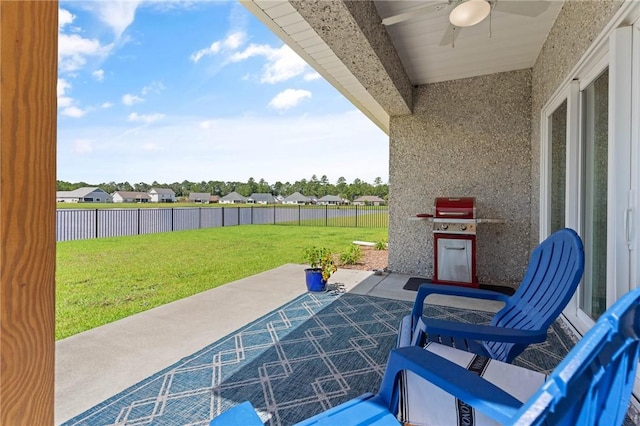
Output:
[
  {"xmin": 56, "ymin": 266, "xmax": 574, "ymax": 424},
  {"xmin": 1, "ymin": 1, "xmax": 640, "ymax": 424}
]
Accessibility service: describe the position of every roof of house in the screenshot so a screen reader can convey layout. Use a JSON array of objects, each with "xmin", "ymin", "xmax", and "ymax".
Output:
[
  {"xmin": 113, "ymin": 191, "xmax": 150, "ymax": 200},
  {"xmin": 150, "ymin": 187, "xmax": 175, "ymax": 195},
  {"xmin": 188, "ymin": 192, "xmax": 211, "ymax": 200},
  {"xmin": 283, "ymin": 192, "xmax": 310, "ymax": 202},
  {"xmin": 318, "ymin": 195, "xmax": 343, "ymax": 202},
  {"xmin": 56, "ymin": 187, "xmax": 108, "ymax": 198},
  {"xmin": 248, "ymin": 193, "xmax": 276, "ymax": 203},
  {"xmin": 220, "ymin": 191, "xmax": 247, "ymax": 201},
  {"xmin": 354, "ymin": 195, "xmax": 385, "ymax": 202}
]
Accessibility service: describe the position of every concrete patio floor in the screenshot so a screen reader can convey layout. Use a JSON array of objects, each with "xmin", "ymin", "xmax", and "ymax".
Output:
[{"xmin": 55, "ymin": 264, "xmax": 504, "ymax": 424}]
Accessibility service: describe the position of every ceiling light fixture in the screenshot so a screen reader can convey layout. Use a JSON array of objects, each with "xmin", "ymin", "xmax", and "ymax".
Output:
[{"xmin": 449, "ymin": 0, "xmax": 491, "ymax": 27}]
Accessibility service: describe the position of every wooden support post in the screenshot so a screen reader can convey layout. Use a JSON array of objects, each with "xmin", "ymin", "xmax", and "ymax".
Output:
[{"xmin": 0, "ymin": 1, "xmax": 58, "ymax": 424}]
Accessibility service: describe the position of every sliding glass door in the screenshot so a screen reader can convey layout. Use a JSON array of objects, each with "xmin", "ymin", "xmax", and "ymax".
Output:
[
  {"xmin": 549, "ymin": 100, "xmax": 567, "ymax": 234},
  {"xmin": 541, "ymin": 24, "xmax": 636, "ymax": 333},
  {"xmin": 579, "ymin": 69, "xmax": 609, "ymax": 320}
]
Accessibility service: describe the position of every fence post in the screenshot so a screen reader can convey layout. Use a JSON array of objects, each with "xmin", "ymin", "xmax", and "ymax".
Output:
[
  {"xmin": 222, "ymin": 206, "xmax": 225, "ymax": 227},
  {"xmin": 138, "ymin": 208, "xmax": 141, "ymax": 235},
  {"xmin": 95, "ymin": 208, "xmax": 99, "ymax": 238},
  {"xmin": 355, "ymin": 205, "xmax": 358, "ymax": 228},
  {"xmin": 171, "ymin": 207, "xmax": 174, "ymax": 232},
  {"xmin": 273, "ymin": 205, "xmax": 276, "ymax": 225},
  {"xmin": 237, "ymin": 206, "xmax": 240, "ymax": 225},
  {"xmin": 199, "ymin": 207, "xmax": 202, "ymax": 229},
  {"xmin": 325, "ymin": 205, "xmax": 328, "ymax": 227},
  {"xmin": 298, "ymin": 205, "xmax": 301, "ymax": 226},
  {"xmin": 251, "ymin": 206, "xmax": 254, "ymax": 225}
]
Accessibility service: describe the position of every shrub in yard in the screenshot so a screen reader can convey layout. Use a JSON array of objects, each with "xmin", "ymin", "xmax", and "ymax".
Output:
[
  {"xmin": 340, "ymin": 244, "xmax": 363, "ymax": 265},
  {"xmin": 374, "ymin": 239, "xmax": 388, "ymax": 250}
]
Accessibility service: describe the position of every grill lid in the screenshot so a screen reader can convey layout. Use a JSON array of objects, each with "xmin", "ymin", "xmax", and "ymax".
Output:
[{"xmin": 434, "ymin": 197, "xmax": 475, "ymax": 219}]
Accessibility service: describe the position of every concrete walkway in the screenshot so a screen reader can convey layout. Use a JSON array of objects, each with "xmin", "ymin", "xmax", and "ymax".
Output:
[{"xmin": 55, "ymin": 264, "xmax": 503, "ymax": 424}]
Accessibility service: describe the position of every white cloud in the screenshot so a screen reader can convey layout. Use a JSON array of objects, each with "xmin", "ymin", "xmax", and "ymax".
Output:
[
  {"xmin": 57, "ymin": 111, "xmax": 389, "ymax": 184},
  {"xmin": 102, "ymin": 102, "xmax": 114, "ymax": 109},
  {"xmin": 199, "ymin": 120, "xmax": 216, "ymax": 129},
  {"xmin": 268, "ymin": 89, "xmax": 312, "ymax": 110},
  {"xmin": 122, "ymin": 94, "xmax": 144, "ymax": 106},
  {"xmin": 304, "ymin": 72, "xmax": 321, "ymax": 81},
  {"xmin": 59, "ymin": 8, "xmax": 74, "ymax": 29},
  {"xmin": 128, "ymin": 112, "xmax": 165, "ymax": 123},
  {"xmin": 230, "ymin": 44, "xmax": 308, "ymax": 84},
  {"xmin": 58, "ymin": 33, "xmax": 112, "ymax": 73},
  {"xmin": 190, "ymin": 31, "xmax": 247, "ymax": 63},
  {"xmin": 92, "ymin": 69, "xmax": 105, "ymax": 81},
  {"xmin": 142, "ymin": 143, "xmax": 163, "ymax": 152},
  {"xmin": 57, "ymin": 78, "xmax": 73, "ymax": 107},
  {"xmin": 73, "ymin": 139, "xmax": 93, "ymax": 154},
  {"xmin": 62, "ymin": 106, "xmax": 87, "ymax": 118},
  {"xmin": 58, "ymin": 79, "xmax": 86, "ymax": 117},
  {"xmin": 93, "ymin": 1, "xmax": 141, "ymax": 39},
  {"xmin": 141, "ymin": 81, "xmax": 166, "ymax": 95}
]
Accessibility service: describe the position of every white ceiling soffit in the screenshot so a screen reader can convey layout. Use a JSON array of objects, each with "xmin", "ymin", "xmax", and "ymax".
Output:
[
  {"xmin": 374, "ymin": 0, "xmax": 565, "ymax": 85},
  {"xmin": 242, "ymin": 1, "xmax": 563, "ymax": 132},
  {"xmin": 241, "ymin": 0, "xmax": 390, "ymax": 134}
]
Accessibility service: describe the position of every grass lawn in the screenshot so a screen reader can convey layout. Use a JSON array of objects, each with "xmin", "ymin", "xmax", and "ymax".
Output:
[{"xmin": 56, "ymin": 225, "xmax": 388, "ymax": 340}]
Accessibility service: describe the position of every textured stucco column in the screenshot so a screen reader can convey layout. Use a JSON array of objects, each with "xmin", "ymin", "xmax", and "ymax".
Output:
[
  {"xmin": 290, "ymin": 0, "xmax": 413, "ymax": 116},
  {"xmin": 389, "ymin": 69, "xmax": 532, "ymax": 286},
  {"xmin": 530, "ymin": 0, "xmax": 623, "ymax": 247}
]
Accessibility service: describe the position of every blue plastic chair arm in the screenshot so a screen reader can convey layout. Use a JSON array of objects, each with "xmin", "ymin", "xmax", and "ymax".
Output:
[
  {"xmin": 294, "ymin": 394, "xmax": 399, "ymax": 426},
  {"xmin": 426, "ymin": 319, "xmax": 548, "ymax": 344},
  {"xmin": 209, "ymin": 401, "xmax": 263, "ymax": 426},
  {"xmin": 411, "ymin": 283, "xmax": 511, "ymax": 317},
  {"xmin": 380, "ymin": 347, "xmax": 523, "ymax": 424}
]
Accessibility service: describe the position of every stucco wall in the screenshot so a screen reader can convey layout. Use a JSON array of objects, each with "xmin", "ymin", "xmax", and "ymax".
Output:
[
  {"xmin": 389, "ymin": 69, "xmax": 532, "ymax": 286},
  {"xmin": 529, "ymin": 0, "xmax": 623, "ymax": 247}
]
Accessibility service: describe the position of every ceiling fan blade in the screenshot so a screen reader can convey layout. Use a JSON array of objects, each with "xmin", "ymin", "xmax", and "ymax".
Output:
[
  {"xmin": 381, "ymin": 1, "xmax": 449, "ymax": 26},
  {"xmin": 439, "ymin": 25, "xmax": 462, "ymax": 47},
  {"xmin": 494, "ymin": 0, "xmax": 550, "ymax": 17}
]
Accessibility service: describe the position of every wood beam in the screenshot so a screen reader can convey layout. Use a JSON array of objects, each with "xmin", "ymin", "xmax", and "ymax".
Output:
[{"xmin": 0, "ymin": 1, "xmax": 58, "ymax": 424}]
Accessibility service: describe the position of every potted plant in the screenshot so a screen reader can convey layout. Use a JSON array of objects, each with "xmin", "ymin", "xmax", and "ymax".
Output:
[{"xmin": 302, "ymin": 246, "xmax": 337, "ymax": 292}]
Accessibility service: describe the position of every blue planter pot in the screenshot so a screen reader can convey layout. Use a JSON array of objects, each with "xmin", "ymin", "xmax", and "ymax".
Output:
[{"xmin": 305, "ymin": 268, "xmax": 327, "ymax": 292}]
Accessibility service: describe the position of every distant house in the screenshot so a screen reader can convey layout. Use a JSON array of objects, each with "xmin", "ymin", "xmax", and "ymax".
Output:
[
  {"xmin": 56, "ymin": 187, "xmax": 112, "ymax": 203},
  {"xmin": 149, "ymin": 188, "xmax": 176, "ymax": 203},
  {"xmin": 220, "ymin": 191, "xmax": 247, "ymax": 204},
  {"xmin": 188, "ymin": 192, "xmax": 211, "ymax": 203},
  {"xmin": 210, "ymin": 195, "xmax": 220, "ymax": 203},
  {"xmin": 353, "ymin": 195, "xmax": 386, "ymax": 206},
  {"xmin": 317, "ymin": 195, "xmax": 346, "ymax": 205},
  {"xmin": 248, "ymin": 193, "xmax": 276, "ymax": 204},
  {"xmin": 283, "ymin": 192, "xmax": 311, "ymax": 205},
  {"xmin": 112, "ymin": 191, "xmax": 150, "ymax": 203}
]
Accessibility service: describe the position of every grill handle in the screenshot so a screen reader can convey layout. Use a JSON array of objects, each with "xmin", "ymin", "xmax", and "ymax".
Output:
[
  {"xmin": 444, "ymin": 246, "xmax": 466, "ymax": 250},
  {"xmin": 437, "ymin": 211, "xmax": 469, "ymax": 217}
]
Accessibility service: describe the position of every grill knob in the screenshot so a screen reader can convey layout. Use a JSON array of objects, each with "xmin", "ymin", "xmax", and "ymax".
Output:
[
  {"xmin": 460, "ymin": 225, "xmax": 467, "ymax": 231},
  {"xmin": 441, "ymin": 224, "xmax": 448, "ymax": 230}
]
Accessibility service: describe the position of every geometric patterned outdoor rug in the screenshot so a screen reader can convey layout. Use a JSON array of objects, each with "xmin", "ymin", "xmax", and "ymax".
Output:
[{"xmin": 62, "ymin": 292, "xmax": 577, "ymax": 426}]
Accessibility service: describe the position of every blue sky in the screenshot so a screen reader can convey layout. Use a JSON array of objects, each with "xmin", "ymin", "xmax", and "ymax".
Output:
[{"xmin": 57, "ymin": 0, "xmax": 389, "ymax": 186}]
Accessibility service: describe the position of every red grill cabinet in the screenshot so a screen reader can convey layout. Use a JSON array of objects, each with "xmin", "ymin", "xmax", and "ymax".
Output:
[{"xmin": 432, "ymin": 197, "xmax": 478, "ymax": 288}]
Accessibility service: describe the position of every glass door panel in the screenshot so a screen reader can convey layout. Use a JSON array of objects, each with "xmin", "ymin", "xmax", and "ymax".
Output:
[
  {"xmin": 550, "ymin": 100, "xmax": 567, "ymax": 233},
  {"xmin": 580, "ymin": 69, "xmax": 609, "ymax": 321}
]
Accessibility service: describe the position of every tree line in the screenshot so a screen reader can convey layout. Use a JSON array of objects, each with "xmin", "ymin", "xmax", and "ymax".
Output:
[{"xmin": 57, "ymin": 175, "xmax": 389, "ymax": 201}]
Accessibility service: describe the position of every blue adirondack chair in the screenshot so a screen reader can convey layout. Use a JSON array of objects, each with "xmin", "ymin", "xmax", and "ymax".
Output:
[
  {"xmin": 210, "ymin": 287, "xmax": 640, "ymax": 426},
  {"xmin": 397, "ymin": 227, "xmax": 585, "ymax": 362}
]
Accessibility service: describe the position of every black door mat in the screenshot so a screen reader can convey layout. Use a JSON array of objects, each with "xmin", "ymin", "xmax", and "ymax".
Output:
[{"xmin": 402, "ymin": 277, "xmax": 516, "ymax": 296}]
